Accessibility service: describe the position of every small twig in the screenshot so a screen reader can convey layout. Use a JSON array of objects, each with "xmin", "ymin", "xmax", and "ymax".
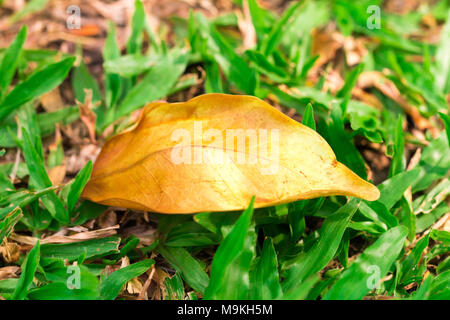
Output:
[{"xmin": 137, "ymin": 267, "xmax": 156, "ymax": 300}]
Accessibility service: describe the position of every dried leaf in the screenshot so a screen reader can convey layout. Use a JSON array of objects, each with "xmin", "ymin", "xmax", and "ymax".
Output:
[
  {"xmin": 137, "ymin": 267, "xmax": 155, "ymax": 300},
  {"xmin": 312, "ymin": 29, "xmax": 344, "ymax": 71},
  {"xmin": 39, "ymin": 88, "xmax": 63, "ymax": 112},
  {"xmin": 82, "ymin": 94, "xmax": 379, "ymax": 214},
  {"xmin": 10, "ymin": 225, "xmax": 119, "ymax": 245},
  {"xmin": 237, "ymin": 0, "xmax": 257, "ymax": 50},
  {"xmin": 358, "ymin": 71, "xmax": 434, "ymax": 132},
  {"xmin": 48, "ymin": 165, "xmax": 66, "ymax": 186},
  {"xmin": 0, "ymin": 241, "xmax": 20, "ymax": 264},
  {"xmin": 0, "ymin": 266, "xmax": 20, "ymax": 280},
  {"xmin": 76, "ymin": 89, "xmax": 100, "ymax": 143},
  {"xmin": 47, "ymin": 125, "xmax": 66, "ymax": 185},
  {"xmin": 98, "ymin": 209, "xmax": 118, "ymax": 229},
  {"xmin": 343, "ymin": 37, "xmax": 368, "ymax": 67}
]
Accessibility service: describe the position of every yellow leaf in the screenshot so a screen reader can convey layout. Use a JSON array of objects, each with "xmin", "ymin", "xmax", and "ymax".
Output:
[{"xmin": 82, "ymin": 94, "xmax": 379, "ymax": 214}]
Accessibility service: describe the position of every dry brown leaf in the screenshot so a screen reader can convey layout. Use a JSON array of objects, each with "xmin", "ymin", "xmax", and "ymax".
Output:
[
  {"xmin": 411, "ymin": 129, "xmax": 429, "ymax": 146},
  {"xmin": 433, "ymin": 213, "xmax": 450, "ymax": 232},
  {"xmin": 121, "ymin": 224, "xmax": 157, "ymax": 246},
  {"xmin": 358, "ymin": 71, "xmax": 435, "ymax": 132},
  {"xmin": 39, "ymin": 88, "xmax": 64, "ymax": 112},
  {"xmin": 98, "ymin": 209, "xmax": 118, "ymax": 229},
  {"xmin": 0, "ymin": 241, "xmax": 20, "ymax": 264},
  {"xmin": 407, "ymin": 148, "xmax": 422, "ymax": 171},
  {"xmin": 322, "ymin": 68, "xmax": 344, "ymax": 94},
  {"xmin": 127, "ymin": 277, "xmax": 143, "ymax": 295},
  {"xmin": 156, "ymin": 267, "xmax": 171, "ymax": 300},
  {"xmin": 343, "ymin": 37, "xmax": 368, "ymax": 66},
  {"xmin": 353, "ymin": 88, "xmax": 384, "ymax": 110},
  {"xmin": 0, "ymin": 266, "xmax": 20, "ymax": 280},
  {"xmin": 10, "ymin": 225, "xmax": 119, "ymax": 245},
  {"xmin": 312, "ymin": 29, "xmax": 344, "ymax": 71},
  {"xmin": 48, "ymin": 123, "xmax": 62, "ymax": 152},
  {"xmin": 385, "ymin": 0, "xmax": 419, "ymax": 15},
  {"xmin": 237, "ymin": 0, "xmax": 256, "ymax": 50},
  {"xmin": 137, "ymin": 267, "xmax": 156, "ymax": 300},
  {"xmin": 82, "ymin": 94, "xmax": 379, "ymax": 214},
  {"xmin": 48, "ymin": 165, "xmax": 66, "ymax": 186},
  {"xmin": 48, "ymin": 125, "xmax": 66, "ymax": 185},
  {"xmin": 76, "ymin": 89, "xmax": 100, "ymax": 143},
  {"xmin": 66, "ymin": 143, "xmax": 101, "ymax": 174}
]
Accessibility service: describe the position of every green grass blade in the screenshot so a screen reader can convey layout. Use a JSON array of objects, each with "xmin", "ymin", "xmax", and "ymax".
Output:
[
  {"xmin": 193, "ymin": 13, "xmax": 257, "ymax": 95},
  {"xmin": 247, "ymin": 0, "xmax": 272, "ymax": 43},
  {"xmin": 1, "ymin": 57, "xmax": 74, "ymax": 118},
  {"xmin": 0, "ymin": 26, "xmax": 27, "ymax": 100},
  {"xmin": 67, "ymin": 160, "xmax": 92, "ymax": 213},
  {"xmin": 0, "ymin": 279, "xmax": 19, "ymax": 295},
  {"xmin": 0, "ymin": 187, "xmax": 57, "ymax": 220},
  {"xmin": 412, "ymin": 133, "xmax": 450, "ymax": 192},
  {"xmin": 9, "ymin": 0, "xmax": 47, "ymax": 23},
  {"xmin": 246, "ymin": 50, "xmax": 289, "ymax": 83},
  {"xmin": 204, "ymin": 61, "xmax": 224, "ymax": 93},
  {"xmin": 12, "ymin": 241, "xmax": 40, "ymax": 300},
  {"xmin": 103, "ymin": 21, "xmax": 122, "ymax": 110},
  {"xmin": 249, "ymin": 238, "xmax": 282, "ymax": 299},
  {"xmin": 28, "ymin": 264, "xmax": 99, "ymax": 300},
  {"xmin": 28, "ymin": 279, "xmax": 99, "ymax": 300},
  {"xmin": 359, "ymin": 200, "xmax": 398, "ymax": 230},
  {"xmin": 0, "ymin": 56, "xmax": 75, "ymax": 121},
  {"xmin": 282, "ymin": 198, "xmax": 359, "ymax": 293},
  {"xmin": 428, "ymin": 270, "xmax": 450, "ymax": 299},
  {"xmin": 281, "ymin": 274, "xmax": 319, "ymax": 300},
  {"xmin": 20, "ymin": 129, "xmax": 68, "ymax": 223},
  {"xmin": 209, "ymin": 26, "xmax": 257, "ymax": 95},
  {"xmin": 439, "ymin": 112, "xmax": 450, "ymax": 147},
  {"xmin": 99, "ymin": 259, "xmax": 154, "ymax": 300},
  {"xmin": 324, "ymin": 226, "xmax": 408, "ymax": 300},
  {"xmin": 163, "ymin": 273, "xmax": 185, "ymax": 300},
  {"xmin": 40, "ymin": 236, "xmax": 120, "ymax": 261},
  {"xmin": 0, "ymin": 106, "xmax": 79, "ymax": 148},
  {"xmin": 326, "ymin": 106, "xmax": 367, "ymax": 179},
  {"xmin": 0, "ymin": 207, "xmax": 23, "ymax": 246},
  {"xmin": 114, "ymin": 50, "xmax": 188, "ymax": 122},
  {"xmin": 261, "ymin": 1, "xmax": 303, "ymax": 56},
  {"xmin": 378, "ymin": 168, "xmax": 420, "ymax": 209},
  {"xmin": 434, "ymin": 11, "xmax": 450, "ymax": 92},
  {"xmin": 204, "ymin": 197, "xmax": 255, "ymax": 300},
  {"xmin": 411, "ymin": 275, "xmax": 434, "ymax": 300},
  {"xmin": 103, "ymin": 55, "xmax": 156, "ymax": 77},
  {"xmin": 398, "ymin": 196, "xmax": 416, "ymax": 241},
  {"xmin": 416, "ymin": 203, "xmax": 449, "ymax": 233},
  {"xmin": 302, "ymin": 103, "xmax": 316, "ymax": 130},
  {"xmin": 157, "ymin": 245, "xmax": 209, "ymax": 295},
  {"xmin": 72, "ymin": 57, "xmax": 102, "ymax": 103},
  {"xmin": 388, "ymin": 116, "xmax": 405, "ymax": 177},
  {"xmin": 336, "ymin": 63, "xmax": 364, "ymax": 113},
  {"xmin": 399, "ymin": 233, "xmax": 429, "ymax": 285},
  {"xmin": 126, "ymin": 0, "xmax": 146, "ymax": 55}
]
